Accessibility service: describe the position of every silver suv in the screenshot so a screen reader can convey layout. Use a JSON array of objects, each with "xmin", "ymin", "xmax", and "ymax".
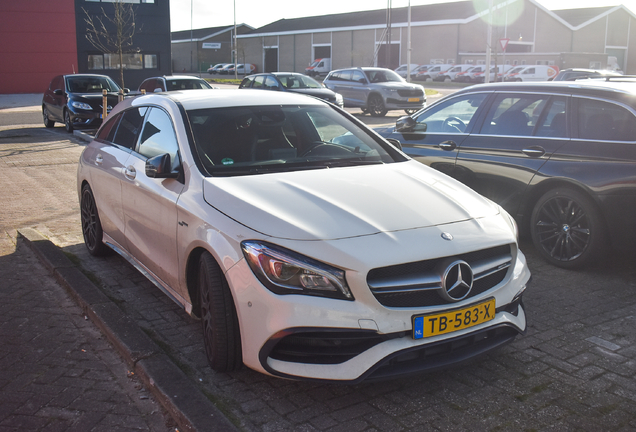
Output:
[{"xmin": 323, "ymin": 67, "xmax": 425, "ymax": 117}]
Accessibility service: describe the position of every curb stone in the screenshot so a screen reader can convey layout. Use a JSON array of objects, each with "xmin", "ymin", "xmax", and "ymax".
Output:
[{"xmin": 18, "ymin": 227, "xmax": 238, "ymax": 432}]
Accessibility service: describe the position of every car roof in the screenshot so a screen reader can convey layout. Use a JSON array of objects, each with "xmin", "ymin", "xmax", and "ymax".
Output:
[
  {"xmin": 64, "ymin": 73, "xmax": 111, "ymax": 79},
  {"xmin": 454, "ymin": 80, "xmax": 636, "ymax": 98},
  {"xmin": 160, "ymin": 75, "xmax": 206, "ymax": 80},
  {"xmin": 129, "ymin": 88, "xmax": 326, "ymax": 111}
]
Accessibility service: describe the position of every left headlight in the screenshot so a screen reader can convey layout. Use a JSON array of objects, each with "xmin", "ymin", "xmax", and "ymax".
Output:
[
  {"xmin": 242, "ymin": 241, "xmax": 353, "ymax": 300},
  {"xmin": 335, "ymin": 92, "xmax": 344, "ymax": 106},
  {"xmin": 71, "ymin": 101, "xmax": 93, "ymax": 110}
]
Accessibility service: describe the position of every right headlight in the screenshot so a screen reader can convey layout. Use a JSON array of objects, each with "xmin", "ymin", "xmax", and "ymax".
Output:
[{"xmin": 242, "ymin": 241, "xmax": 353, "ymax": 300}]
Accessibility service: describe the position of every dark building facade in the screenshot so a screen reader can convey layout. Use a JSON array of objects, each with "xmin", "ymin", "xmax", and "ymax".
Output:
[{"xmin": 1, "ymin": 0, "xmax": 171, "ymax": 94}]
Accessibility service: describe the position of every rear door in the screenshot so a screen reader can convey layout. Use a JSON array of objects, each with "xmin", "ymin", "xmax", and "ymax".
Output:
[{"xmin": 454, "ymin": 91, "xmax": 570, "ymax": 216}]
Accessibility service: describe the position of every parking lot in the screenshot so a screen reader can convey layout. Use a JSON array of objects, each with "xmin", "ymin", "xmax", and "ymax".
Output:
[{"xmin": 2, "ymin": 91, "xmax": 636, "ymax": 431}]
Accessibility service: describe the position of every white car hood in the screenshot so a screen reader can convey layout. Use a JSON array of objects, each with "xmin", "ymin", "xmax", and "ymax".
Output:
[{"xmin": 202, "ymin": 161, "xmax": 499, "ymax": 241}]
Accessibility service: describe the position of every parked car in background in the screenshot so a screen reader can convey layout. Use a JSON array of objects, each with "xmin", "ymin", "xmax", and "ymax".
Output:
[
  {"xmin": 414, "ymin": 64, "xmax": 453, "ymax": 81},
  {"xmin": 138, "ymin": 76, "xmax": 215, "ymax": 93},
  {"xmin": 452, "ymin": 66, "xmax": 476, "ymax": 82},
  {"xmin": 498, "ymin": 66, "xmax": 525, "ymax": 82},
  {"xmin": 239, "ymin": 72, "xmax": 343, "ymax": 108},
  {"xmin": 305, "ymin": 58, "xmax": 331, "ymax": 77},
  {"xmin": 207, "ymin": 63, "xmax": 231, "ymax": 74},
  {"xmin": 375, "ymin": 80, "xmax": 636, "ymax": 268},
  {"xmin": 42, "ymin": 73, "xmax": 126, "ymax": 133},
  {"xmin": 504, "ymin": 65, "xmax": 559, "ymax": 81},
  {"xmin": 394, "ymin": 64, "xmax": 420, "ymax": 78},
  {"xmin": 217, "ymin": 64, "xmax": 236, "ymax": 75},
  {"xmin": 551, "ymin": 68, "xmax": 622, "ymax": 81},
  {"xmin": 473, "ymin": 65, "xmax": 514, "ymax": 83},
  {"xmin": 409, "ymin": 64, "xmax": 432, "ymax": 80},
  {"xmin": 323, "ymin": 67, "xmax": 425, "ymax": 116},
  {"xmin": 77, "ymin": 88, "xmax": 529, "ymax": 382},
  {"xmin": 224, "ymin": 63, "xmax": 257, "ymax": 75},
  {"xmin": 437, "ymin": 64, "xmax": 473, "ymax": 82}
]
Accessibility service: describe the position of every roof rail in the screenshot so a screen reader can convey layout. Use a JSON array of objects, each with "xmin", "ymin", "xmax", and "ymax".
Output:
[{"xmin": 604, "ymin": 75, "xmax": 636, "ymax": 81}]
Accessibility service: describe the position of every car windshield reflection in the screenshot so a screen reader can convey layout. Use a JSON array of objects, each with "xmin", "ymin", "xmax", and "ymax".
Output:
[
  {"xmin": 188, "ymin": 105, "xmax": 400, "ymax": 176},
  {"xmin": 66, "ymin": 76, "xmax": 120, "ymax": 93}
]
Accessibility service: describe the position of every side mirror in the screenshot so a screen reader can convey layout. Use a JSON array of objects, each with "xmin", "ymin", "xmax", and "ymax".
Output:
[
  {"xmin": 385, "ymin": 138, "xmax": 403, "ymax": 150},
  {"xmin": 146, "ymin": 153, "xmax": 179, "ymax": 179},
  {"xmin": 123, "ymin": 88, "xmax": 130, "ymax": 94},
  {"xmin": 396, "ymin": 115, "xmax": 420, "ymax": 133},
  {"xmin": 54, "ymin": 89, "xmax": 64, "ymax": 96}
]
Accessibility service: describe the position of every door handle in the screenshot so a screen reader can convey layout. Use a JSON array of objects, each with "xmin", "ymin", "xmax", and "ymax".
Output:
[
  {"xmin": 438, "ymin": 140, "xmax": 457, "ymax": 151},
  {"xmin": 124, "ymin": 165, "xmax": 136, "ymax": 180},
  {"xmin": 522, "ymin": 146, "xmax": 546, "ymax": 157},
  {"xmin": 95, "ymin": 154, "xmax": 103, "ymax": 165}
]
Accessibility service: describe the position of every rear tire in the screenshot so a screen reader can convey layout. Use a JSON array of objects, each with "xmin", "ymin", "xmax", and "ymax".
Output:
[
  {"xmin": 530, "ymin": 187, "xmax": 605, "ymax": 269},
  {"xmin": 198, "ymin": 252, "xmax": 242, "ymax": 372},
  {"xmin": 42, "ymin": 106, "xmax": 54, "ymax": 128}
]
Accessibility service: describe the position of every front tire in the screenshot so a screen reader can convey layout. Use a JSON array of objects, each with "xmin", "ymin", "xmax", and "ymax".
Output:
[
  {"xmin": 198, "ymin": 252, "xmax": 242, "ymax": 372},
  {"xmin": 530, "ymin": 187, "xmax": 605, "ymax": 269},
  {"xmin": 367, "ymin": 94, "xmax": 388, "ymax": 117},
  {"xmin": 64, "ymin": 109, "xmax": 74, "ymax": 133},
  {"xmin": 80, "ymin": 184, "xmax": 111, "ymax": 257}
]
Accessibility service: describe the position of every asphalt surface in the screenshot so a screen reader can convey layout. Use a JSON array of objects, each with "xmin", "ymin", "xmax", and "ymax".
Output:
[{"xmin": 3, "ymin": 89, "xmax": 636, "ymax": 431}]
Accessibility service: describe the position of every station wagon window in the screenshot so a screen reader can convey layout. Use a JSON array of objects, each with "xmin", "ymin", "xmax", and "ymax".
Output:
[
  {"xmin": 481, "ymin": 94, "xmax": 552, "ymax": 136},
  {"xmin": 412, "ymin": 93, "xmax": 488, "ymax": 133},
  {"xmin": 534, "ymin": 97, "xmax": 567, "ymax": 138},
  {"xmin": 351, "ymin": 71, "xmax": 366, "ymax": 83},
  {"xmin": 576, "ymin": 98, "xmax": 636, "ymax": 142},
  {"xmin": 138, "ymin": 108, "xmax": 180, "ymax": 171},
  {"xmin": 112, "ymin": 107, "xmax": 147, "ymax": 149}
]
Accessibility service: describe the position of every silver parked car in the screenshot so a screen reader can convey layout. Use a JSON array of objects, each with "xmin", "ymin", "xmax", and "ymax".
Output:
[
  {"xmin": 323, "ymin": 67, "xmax": 426, "ymax": 117},
  {"xmin": 77, "ymin": 89, "xmax": 529, "ymax": 382}
]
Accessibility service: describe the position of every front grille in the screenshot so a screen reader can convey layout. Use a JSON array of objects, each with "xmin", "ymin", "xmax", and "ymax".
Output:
[
  {"xmin": 367, "ymin": 245, "xmax": 512, "ymax": 307},
  {"xmin": 397, "ymin": 89, "xmax": 424, "ymax": 97}
]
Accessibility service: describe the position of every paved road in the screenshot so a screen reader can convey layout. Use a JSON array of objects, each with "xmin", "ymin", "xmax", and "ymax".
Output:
[{"xmin": 3, "ymin": 95, "xmax": 636, "ymax": 431}]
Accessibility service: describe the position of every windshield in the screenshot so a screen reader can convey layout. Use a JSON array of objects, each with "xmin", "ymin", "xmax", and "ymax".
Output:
[
  {"xmin": 278, "ymin": 75, "xmax": 323, "ymax": 89},
  {"xmin": 66, "ymin": 76, "xmax": 121, "ymax": 93},
  {"xmin": 188, "ymin": 105, "xmax": 403, "ymax": 176},
  {"xmin": 365, "ymin": 69, "xmax": 404, "ymax": 83},
  {"xmin": 165, "ymin": 79, "xmax": 212, "ymax": 90}
]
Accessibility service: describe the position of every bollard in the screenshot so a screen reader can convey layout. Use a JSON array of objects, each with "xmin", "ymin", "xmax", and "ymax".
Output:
[
  {"xmin": 102, "ymin": 89, "xmax": 108, "ymax": 120},
  {"xmin": 118, "ymin": 88, "xmax": 124, "ymax": 103}
]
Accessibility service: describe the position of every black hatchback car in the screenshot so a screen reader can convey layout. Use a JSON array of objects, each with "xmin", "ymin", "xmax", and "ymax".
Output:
[
  {"xmin": 376, "ymin": 79, "xmax": 636, "ymax": 269},
  {"xmin": 42, "ymin": 74, "xmax": 125, "ymax": 132},
  {"xmin": 239, "ymin": 72, "xmax": 344, "ymax": 108}
]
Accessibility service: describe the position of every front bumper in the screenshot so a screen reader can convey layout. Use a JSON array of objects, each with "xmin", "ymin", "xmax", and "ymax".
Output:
[{"xmin": 69, "ymin": 109, "xmax": 104, "ymax": 129}]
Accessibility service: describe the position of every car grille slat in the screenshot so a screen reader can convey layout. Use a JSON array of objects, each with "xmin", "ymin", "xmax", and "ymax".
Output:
[
  {"xmin": 397, "ymin": 89, "xmax": 424, "ymax": 97},
  {"xmin": 367, "ymin": 245, "xmax": 512, "ymax": 308}
]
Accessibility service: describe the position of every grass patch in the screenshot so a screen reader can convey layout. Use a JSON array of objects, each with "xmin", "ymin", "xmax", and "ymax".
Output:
[{"xmin": 206, "ymin": 78, "xmax": 242, "ymax": 85}]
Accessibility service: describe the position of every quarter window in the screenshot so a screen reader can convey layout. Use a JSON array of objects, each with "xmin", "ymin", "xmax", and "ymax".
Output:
[{"xmin": 577, "ymin": 98, "xmax": 636, "ymax": 141}]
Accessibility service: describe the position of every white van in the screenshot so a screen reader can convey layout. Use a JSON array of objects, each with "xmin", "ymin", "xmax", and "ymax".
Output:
[
  {"xmin": 474, "ymin": 65, "xmax": 514, "ymax": 83},
  {"xmin": 394, "ymin": 64, "xmax": 420, "ymax": 78},
  {"xmin": 504, "ymin": 65, "xmax": 559, "ymax": 82},
  {"xmin": 498, "ymin": 65, "xmax": 525, "ymax": 82},
  {"xmin": 436, "ymin": 64, "xmax": 473, "ymax": 82},
  {"xmin": 305, "ymin": 58, "xmax": 331, "ymax": 77},
  {"xmin": 415, "ymin": 64, "xmax": 453, "ymax": 81}
]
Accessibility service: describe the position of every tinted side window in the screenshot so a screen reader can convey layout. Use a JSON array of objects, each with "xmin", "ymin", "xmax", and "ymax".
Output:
[
  {"xmin": 577, "ymin": 98, "xmax": 636, "ymax": 141},
  {"xmin": 51, "ymin": 76, "xmax": 64, "ymax": 91},
  {"xmin": 480, "ymin": 94, "xmax": 551, "ymax": 137},
  {"xmin": 252, "ymin": 76, "xmax": 266, "ymax": 89},
  {"xmin": 96, "ymin": 113, "xmax": 122, "ymax": 142},
  {"xmin": 264, "ymin": 76, "xmax": 279, "ymax": 90},
  {"xmin": 112, "ymin": 107, "xmax": 147, "ymax": 149},
  {"xmin": 239, "ymin": 76, "xmax": 254, "ymax": 88},
  {"xmin": 534, "ymin": 97, "xmax": 567, "ymax": 138},
  {"xmin": 351, "ymin": 71, "xmax": 365, "ymax": 83},
  {"xmin": 138, "ymin": 108, "xmax": 180, "ymax": 171}
]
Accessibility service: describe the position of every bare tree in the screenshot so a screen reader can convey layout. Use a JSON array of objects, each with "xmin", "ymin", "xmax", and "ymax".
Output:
[{"xmin": 83, "ymin": 1, "xmax": 140, "ymax": 89}]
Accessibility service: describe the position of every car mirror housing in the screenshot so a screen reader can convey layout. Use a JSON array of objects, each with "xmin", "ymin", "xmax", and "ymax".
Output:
[
  {"xmin": 54, "ymin": 89, "xmax": 64, "ymax": 96},
  {"xmin": 145, "ymin": 154, "xmax": 179, "ymax": 179},
  {"xmin": 385, "ymin": 138, "xmax": 403, "ymax": 150},
  {"xmin": 396, "ymin": 115, "xmax": 419, "ymax": 133}
]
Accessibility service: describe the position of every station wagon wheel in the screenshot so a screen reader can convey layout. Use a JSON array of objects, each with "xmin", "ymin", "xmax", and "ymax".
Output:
[
  {"xmin": 42, "ymin": 106, "xmax": 54, "ymax": 128},
  {"xmin": 80, "ymin": 184, "xmax": 111, "ymax": 257},
  {"xmin": 368, "ymin": 94, "xmax": 388, "ymax": 117},
  {"xmin": 64, "ymin": 109, "xmax": 74, "ymax": 133},
  {"xmin": 198, "ymin": 252, "xmax": 242, "ymax": 372},
  {"xmin": 530, "ymin": 188, "xmax": 605, "ymax": 269}
]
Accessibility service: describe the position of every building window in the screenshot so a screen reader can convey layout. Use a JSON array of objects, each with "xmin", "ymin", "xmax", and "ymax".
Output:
[{"xmin": 88, "ymin": 53, "xmax": 158, "ymax": 70}]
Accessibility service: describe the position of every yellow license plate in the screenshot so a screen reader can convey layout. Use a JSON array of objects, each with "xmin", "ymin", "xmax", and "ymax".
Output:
[
  {"xmin": 412, "ymin": 298, "xmax": 495, "ymax": 339},
  {"xmin": 408, "ymin": 97, "xmax": 420, "ymax": 102}
]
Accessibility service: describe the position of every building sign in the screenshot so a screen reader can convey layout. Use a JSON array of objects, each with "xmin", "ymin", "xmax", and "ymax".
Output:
[{"xmin": 202, "ymin": 43, "xmax": 222, "ymax": 49}]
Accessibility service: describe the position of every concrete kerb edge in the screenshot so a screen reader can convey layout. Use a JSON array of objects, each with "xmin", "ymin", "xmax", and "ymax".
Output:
[{"xmin": 17, "ymin": 228, "xmax": 238, "ymax": 432}]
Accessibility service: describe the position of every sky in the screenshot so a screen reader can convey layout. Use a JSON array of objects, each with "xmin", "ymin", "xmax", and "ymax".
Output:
[{"xmin": 169, "ymin": 0, "xmax": 636, "ymax": 32}]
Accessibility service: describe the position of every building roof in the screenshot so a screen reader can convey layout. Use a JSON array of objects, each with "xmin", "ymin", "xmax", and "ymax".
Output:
[
  {"xmin": 551, "ymin": 6, "xmax": 617, "ymax": 27},
  {"xmin": 250, "ymin": 1, "xmax": 477, "ymax": 35},
  {"xmin": 172, "ymin": 24, "xmax": 253, "ymax": 43}
]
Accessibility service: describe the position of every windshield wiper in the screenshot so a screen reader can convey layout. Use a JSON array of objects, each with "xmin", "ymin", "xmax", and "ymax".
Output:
[{"xmin": 321, "ymin": 160, "xmax": 385, "ymax": 168}]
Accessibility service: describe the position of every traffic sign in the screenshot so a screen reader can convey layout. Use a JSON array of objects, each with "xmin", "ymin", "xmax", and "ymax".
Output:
[{"xmin": 500, "ymin": 38, "xmax": 510, "ymax": 51}]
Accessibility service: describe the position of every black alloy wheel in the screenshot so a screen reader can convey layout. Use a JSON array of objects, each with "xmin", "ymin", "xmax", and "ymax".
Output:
[
  {"xmin": 64, "ymin": 109, "xmax": 74, "ymax": 133},
  {"xmin": 80, "ymin": 184, "xmax": 110, "ymax": 257},
  {"xmin": 42, "ymin": 107, "xmax": 54, "ymax": 128},
  {"xmin": 530, "ymin": 187, "xmax": 605, "ymax": 269},
  {"xmin": 198, "ymin": 252, "xmax": 242, "ymax": 372},
  {"xmin": 368, "ymin": 94, "xmax": 388, "ymax": 117}
]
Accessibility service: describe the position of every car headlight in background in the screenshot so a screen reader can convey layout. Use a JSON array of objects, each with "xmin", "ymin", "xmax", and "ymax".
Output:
[
  {"xmin": 335, "ymin": 93, "xmax": 344, "ymax": 106},
  {"xmin": 71, "ymin": 101, "xmax": 93, "ymax": 110},
  {"xmin": 242, "ymin": 241, "xmax": 353, "ymax": 300}
]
